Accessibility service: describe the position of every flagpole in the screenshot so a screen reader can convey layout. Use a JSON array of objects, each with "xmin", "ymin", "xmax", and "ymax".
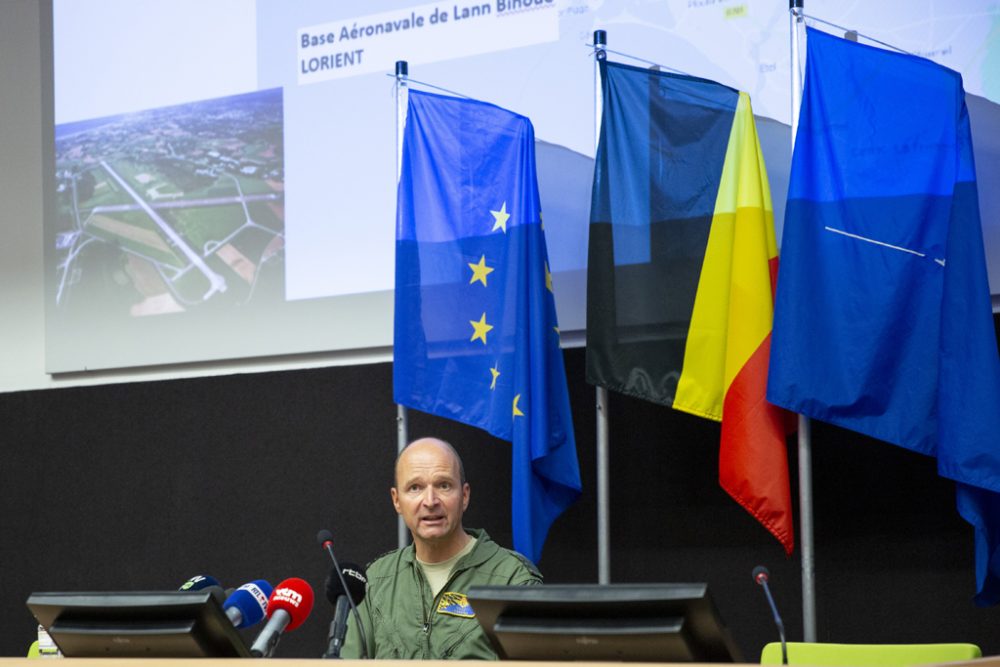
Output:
[
  {"xmin": 395, "ymin": 59, "xmax": 410, "ymax": 551},
  {"xmin": 593, "ymin": 29, "xmax": 611, "ymax": 586},
  {"xmin": 789, "ymin": 0, "xmax": 817, "ymax": 643}
]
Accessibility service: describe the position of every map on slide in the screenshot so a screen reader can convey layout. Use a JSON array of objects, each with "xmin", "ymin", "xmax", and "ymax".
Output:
[{"xmin": 53, "ymin": 88, "xmax": 286, "ymax": 318}]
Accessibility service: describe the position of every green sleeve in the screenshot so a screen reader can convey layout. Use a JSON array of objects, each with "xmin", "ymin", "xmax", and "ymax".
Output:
[{"xmin": 339, "ymin": 596, "xmax": 375, "ymax": 659}]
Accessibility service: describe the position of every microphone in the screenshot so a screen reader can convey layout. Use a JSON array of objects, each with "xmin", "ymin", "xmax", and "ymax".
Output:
[
  {"xmin": 179, "ymin": 575, "xmax": 222, "ymax": 591},
  {"xmin": 316, "ymin": 529, "xmax": 369, "ymax": 659},
  {"xmin": 223, "ymin": 580, "xmax": 273, "ymax": 629},
  {"xmin": 249, "ymin": 577, "xmax": 314, "ymax": 658},
  {"xmin": 323, "ymin": 563, "xmax": 367, "ymax": 658},
  {"xmin": 752, "ymin": 566, "xmax": 788, "ymax": 665},
  {"xmin": 178, "ymin": 575, "xmax": 226, "ymax": 604}
]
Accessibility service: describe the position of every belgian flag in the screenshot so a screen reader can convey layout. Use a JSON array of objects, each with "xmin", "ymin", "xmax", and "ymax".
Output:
[{"xmin": 587, "ymin": 61, "xmax": 793, "ymax": 554}]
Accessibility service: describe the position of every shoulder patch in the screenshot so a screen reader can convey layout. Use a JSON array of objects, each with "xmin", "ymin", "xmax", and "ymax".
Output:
[
  {"xmin": 365, "ymin": 546, "xmax": 410, "ymax": 579},
  {"xmin": 511, "ymin": 550, "xmax": 542, "ymax": 579},
  {"xmin": 368, "ymin": 547, "xmax": 398, "ymax": 566},
  {"xmin": 436, "ymin": 592, "xmax": 476, "ymax": 618}
]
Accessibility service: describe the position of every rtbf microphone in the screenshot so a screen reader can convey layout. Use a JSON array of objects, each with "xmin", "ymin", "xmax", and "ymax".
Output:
[
  {"xmin": 752, "ymin": 566, "xmax": 788, "ymax": 665},
  {"xmin": 223, "ymin": 580, "xmax": 273, "ymax": 629},
  {"xmin": 323, "ymin": 563, "xmax": 367, "ymax": 659},
  {"xmin": 316, "ymin": 529, "xmax": 369, "ymax": 659},
  {"xmin": 249, "ymin": 577, "xmax": 314, "ymax": 658}
]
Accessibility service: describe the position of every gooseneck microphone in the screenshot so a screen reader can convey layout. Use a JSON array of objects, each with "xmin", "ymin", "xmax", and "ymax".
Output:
[
  {"xmin": 223, "ymin": 580, "xmax": 273, "ymax": 629},
  {"xmin": 317, "ymin": 529, "xmax": 369, "ymax": 659},
  {"xmin": 752, "ymin": 566, "xmax": 787, "ymax": 665},
  {"xmin": 323, "ymin": 562, "xmax": 368, "ymax": 658},
  {"xmin": 249, "ymin": 578, "xmax": 314, "ymax": 658}
]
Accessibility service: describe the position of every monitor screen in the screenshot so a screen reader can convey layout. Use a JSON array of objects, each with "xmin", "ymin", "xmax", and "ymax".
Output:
[
  {"xmin": 26, "ymin": 590, "xmax": 251, "ymax": 658},
  {"xmin": 467, "ymin": 583, "xmax": 743, "ymax": 662}
]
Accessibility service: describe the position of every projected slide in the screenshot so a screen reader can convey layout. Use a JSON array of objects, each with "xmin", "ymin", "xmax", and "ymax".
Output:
[{"xmin": 47, "ymin": 0, "xmax": 1000, "ymax": 372}]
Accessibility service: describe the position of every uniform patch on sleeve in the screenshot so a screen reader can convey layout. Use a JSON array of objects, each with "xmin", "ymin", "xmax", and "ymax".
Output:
[{"xmin": 436, "ymin": 592, "xmax": 475, "ymax": 618}]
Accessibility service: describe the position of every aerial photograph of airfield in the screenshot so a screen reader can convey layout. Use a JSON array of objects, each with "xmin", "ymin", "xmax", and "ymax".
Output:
[{"xmin": 53, "ymin": 87, "xmax": 285, "ymax": 317}]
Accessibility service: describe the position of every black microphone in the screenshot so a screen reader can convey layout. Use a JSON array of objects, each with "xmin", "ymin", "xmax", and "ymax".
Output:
[
  {"xmin": 316, "ymin": 529, "xmax": 369, "ymax": 659},
  {"xmin": 323, "ymin": 562, "xmax": 367, "ymax": 658},
  {"xmin": 752, "ymin": 566, "xmax": 787, "ymax": 665}
]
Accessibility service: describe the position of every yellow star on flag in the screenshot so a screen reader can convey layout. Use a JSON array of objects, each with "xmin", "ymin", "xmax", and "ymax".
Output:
[
  {"xmin": 545, "ymin": 261, "xmax": 553, "ymax": 293},
  {"xmin": 512, "ymin": 393, "xmax": 525, "ymax": 417},
  {"xmin": 489, "ymin": 364, "xmax": 500, "ymax": 390},
  {"xmin": 468, "ymin": 255, "xmax": 494, "ymax": 287},
  {"xmin": 490, "ymin": 202, "xmax": 510, "ymax": 233},
  {"xmin": 469, "ymin": 312, "xmax": 493, "ymax": 345}
]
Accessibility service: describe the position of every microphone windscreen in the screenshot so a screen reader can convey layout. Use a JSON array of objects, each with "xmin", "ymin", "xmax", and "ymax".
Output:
[
  {"xmin": 752, "ymin": 565, "xmax": 770, "ymax": 583},
  {"xmin": 224, "ymin": 580, "xmax": 274, "ymax": 628},
  {"xmin": 268, "ymin": 577, "xmax": 314, "ymax": 631},
  {"xmin": 179, "ymin": 575, "xmax": 222, "ymax": 591},
  {"xmin": 316, "ymin": 529, "xmax": 333, "ymax": 546},
  {"xmin": 326, "ymin": 562, "xmax": 367, "ymax": 605}
]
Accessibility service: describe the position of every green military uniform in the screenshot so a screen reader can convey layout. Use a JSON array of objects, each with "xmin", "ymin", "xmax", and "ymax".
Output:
[{"xmin": 341, "ymin": 528, "xmax": 541, "ymax": 660}]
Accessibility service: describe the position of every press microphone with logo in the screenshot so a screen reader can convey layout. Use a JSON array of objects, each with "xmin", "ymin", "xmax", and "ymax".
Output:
[
  {"xmin": 249, "ymin": 577, "xmax": 314, "ymax": 658},
  {"xmin": 752, "ymin": 566, "xmax": 788, "ymax": 665},
  {"xmin": 223, "ymin": 580, "xmax": 273, "ymax": 629},
  {"xmin": 178, "ymin": 575, "xmax": 226, "ymax": 604},
  {"xmin": 179, "ymin": 574, "xmax": 222, "ymax": 591},
  {"xmin": 317, "ymin": 529, "xmax": 369, "ymax": 659},
  {"xmin": 323, "ymin": 563, "xmax": 367, "ymax": 658}
]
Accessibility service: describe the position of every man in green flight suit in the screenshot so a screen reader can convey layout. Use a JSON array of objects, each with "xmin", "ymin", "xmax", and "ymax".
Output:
[{"xmin": 341, "ymin": 437, "xmax": 541, "ymax": 659}]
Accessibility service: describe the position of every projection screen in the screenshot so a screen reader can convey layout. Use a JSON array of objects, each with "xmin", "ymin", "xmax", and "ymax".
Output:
[{"xmin": 45, "ymin": 0, "xmax": 1000, "ymax": 372}]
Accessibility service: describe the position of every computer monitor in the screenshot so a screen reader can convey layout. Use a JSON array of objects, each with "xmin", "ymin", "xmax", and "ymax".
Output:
[
  {"xmin": 467, "ymin": 583, "xmax": 743, "ymax": 662},
  {"xmin": 26, "ymin": 590, "xmax": 251, "ymax": 658}
]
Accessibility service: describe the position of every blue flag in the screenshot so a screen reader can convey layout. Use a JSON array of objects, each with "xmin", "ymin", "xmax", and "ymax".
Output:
[
  {"xmin": 393, "ymin": 90, "xmax": 582, "ymax": 563},
  {"xmin": 768, "ymin": 28, "xmax": 1000, "ymax": 603}
]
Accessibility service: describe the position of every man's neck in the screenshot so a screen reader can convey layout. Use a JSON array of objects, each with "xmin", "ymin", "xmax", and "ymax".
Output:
[{"xmin": 414, "ymin": 528, "xmax": 471, "ymax": 563}]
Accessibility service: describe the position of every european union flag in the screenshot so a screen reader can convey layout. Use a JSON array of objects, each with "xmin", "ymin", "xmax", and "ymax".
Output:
[
  {"xmin": 768, "ymin": 28, "xmax": 1000, "ymax": 603},
  {"xmin": 393, "ymin": 90, "xmax": 582, "ymax": 563}
]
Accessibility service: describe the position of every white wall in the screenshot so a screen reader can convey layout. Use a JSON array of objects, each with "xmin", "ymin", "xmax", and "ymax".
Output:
[{"xmin": 0, "ymin": 0, "xmax": 45, "ymax": 392}]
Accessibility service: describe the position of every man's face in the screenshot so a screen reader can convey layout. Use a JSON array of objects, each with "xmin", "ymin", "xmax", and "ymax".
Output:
[{"xmin": 391, "ymin": 440, "xmax": 470, "ymax": 550}]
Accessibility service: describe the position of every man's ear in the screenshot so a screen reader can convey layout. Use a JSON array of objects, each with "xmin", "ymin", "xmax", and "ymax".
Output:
[
  {"xmin": 461, "ymin": 482, "xmax": 470, "ymax": 512},
  {"xmin": 391, "ymin": 486, "xmax": 402, "ymax": 515}
]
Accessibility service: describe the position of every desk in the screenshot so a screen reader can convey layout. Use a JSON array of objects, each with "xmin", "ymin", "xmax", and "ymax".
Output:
[
  {"xmin": 0, "ymin": 662, "xmax": 997, "ymax": 667},
  {"xmin": 0, "ymin": 662, "xmax": 752, "ymax": 667}
]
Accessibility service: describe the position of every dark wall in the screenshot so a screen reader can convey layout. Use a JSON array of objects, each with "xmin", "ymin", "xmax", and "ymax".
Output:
[{"xmin": 3, "ymin": 340, "xmax": 999, "ymax": 659}]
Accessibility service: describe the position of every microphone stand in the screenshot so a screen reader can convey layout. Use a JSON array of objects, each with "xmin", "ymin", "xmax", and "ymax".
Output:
[
  {"xmin": 753, "ymin": 566, "xmax": 788, "ymax": 665},
  {"xmin": 318, "ymin": 530, "xmax": 370, "ymax": 659}
]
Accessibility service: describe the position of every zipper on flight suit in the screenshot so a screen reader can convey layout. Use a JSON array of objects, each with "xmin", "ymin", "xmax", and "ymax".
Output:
[
  {"xmin": 417, "ymin": 552, "xmax": 474, "ymax": 656},
  {"xmin": 428, "ymin": 558, "xmax": 479, "ymax": 657}
]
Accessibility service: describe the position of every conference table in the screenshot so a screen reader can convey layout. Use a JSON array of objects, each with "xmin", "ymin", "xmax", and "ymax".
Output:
[
  {"xmin": 0, "ymin": 661, "xmax": 998, "ymax": 667},
  {"xmin": 0, "ymin": 662, "xmax": 768, "ymax": 667}
]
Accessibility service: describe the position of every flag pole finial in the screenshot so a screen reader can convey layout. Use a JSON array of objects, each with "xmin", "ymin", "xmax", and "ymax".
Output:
[{"xmin": 593, "ymin": 30, "xmax": 607, "ymax": 61}]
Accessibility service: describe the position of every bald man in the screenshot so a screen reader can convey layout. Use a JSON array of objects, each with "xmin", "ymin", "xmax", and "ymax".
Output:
[{"xmin": 341, "ymin": 437, "xmax": 541, "ymax": 659}]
